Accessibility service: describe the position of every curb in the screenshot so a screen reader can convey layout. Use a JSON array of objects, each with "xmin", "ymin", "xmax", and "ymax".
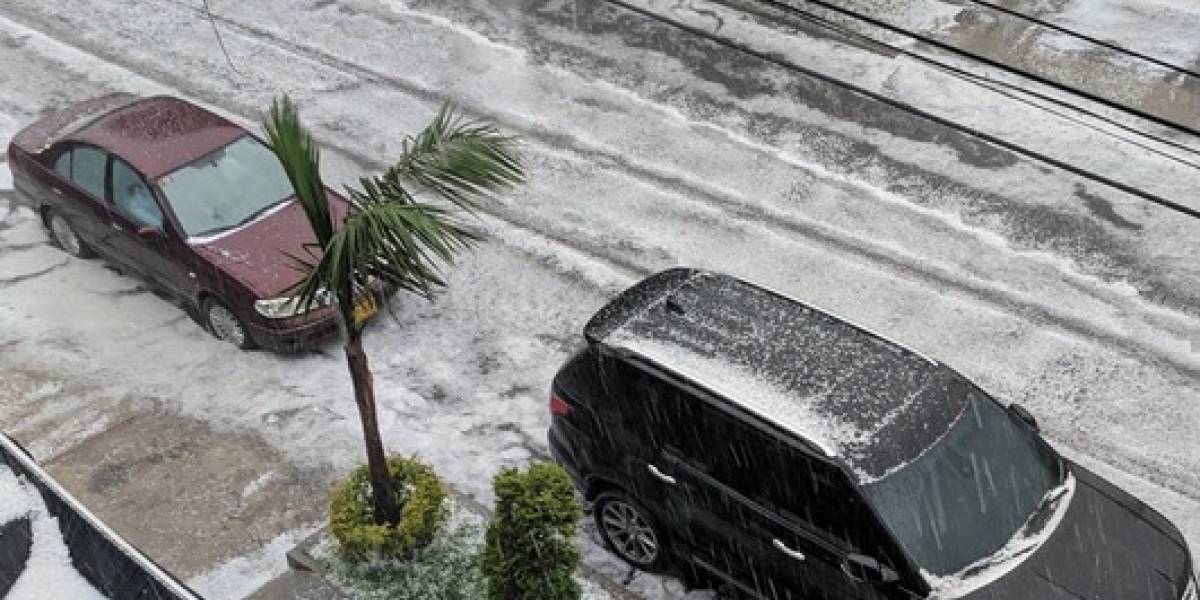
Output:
[{"xmin": 284, "ymin": 528, "xmax": 325, "ymax": 575}]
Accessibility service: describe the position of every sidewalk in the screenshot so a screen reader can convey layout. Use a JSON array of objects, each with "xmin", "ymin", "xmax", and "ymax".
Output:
[{"xmin": 245, "ymin": 570, "xmax": 345, "ymax": 600}]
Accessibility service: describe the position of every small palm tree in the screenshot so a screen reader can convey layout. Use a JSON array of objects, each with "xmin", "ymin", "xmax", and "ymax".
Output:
[{"xmin": 263, "ymin": 96, "xmax": 524, "ymax": 524}]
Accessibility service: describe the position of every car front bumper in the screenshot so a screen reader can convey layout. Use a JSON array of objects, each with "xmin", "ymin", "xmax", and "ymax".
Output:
[
  {"xmin": 244, "ymin": 288, "xmax": 387, "ymax": 352},
  {"xmin": 245, "ymin": 313, "xmax": 340, "ymax": 353}
]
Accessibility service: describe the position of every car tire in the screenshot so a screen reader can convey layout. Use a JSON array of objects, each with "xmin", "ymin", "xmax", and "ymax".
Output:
[
  {"xmin": 202, "ymin": 298, "xmax": 254, "ymax": 350},
  {"xmin": 46, "ymin": 210, "xmax": 95, "ymax": 258},
  {"xmin": 594, "ymin": 490, "xmax": 672, "ymax": 573}
]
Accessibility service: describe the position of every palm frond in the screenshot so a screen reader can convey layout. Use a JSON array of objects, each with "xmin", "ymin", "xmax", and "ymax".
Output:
[
  {"xmin": 263, "ymin": 96, "xmax": 523, "ymax": 320},
  {"xmin": 305, "ymin": 191, "xmax": 482, "ymax": 305},
  {"xmin": 383, "ymin": 101, "xmax": 525, "ymax": 211},
  {"xmin": 264, "ymin": 95, "xmax": 334, "ymax": 246}
]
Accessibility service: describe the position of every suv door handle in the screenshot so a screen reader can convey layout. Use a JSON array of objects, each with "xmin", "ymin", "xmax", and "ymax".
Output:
[
  {"xmin": 773, "ymin": 538, "xmax": 806, "ymax": 562},
  {"xmin": 647, "ymin": 463, "xmax": 676, "ymax": 485},
  {"xmin": 51, "ymin": 187, "xmax": 63, "ymax": 196}
]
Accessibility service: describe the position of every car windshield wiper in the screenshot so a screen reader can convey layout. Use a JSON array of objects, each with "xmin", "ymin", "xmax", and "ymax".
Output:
[
  {"xmin": 192, "ymin": 197, "xmax": 290, "ymax": 239},
  {"xmin": 192, "ymin": 222, "xmax": 239, "ymax": 239},
  {"xmin": 232, "ymin": 197, "xmax": 290, "ymax": 229},
  {"xmin": 1027, "ymin": 479, "xmax": 1070, "ymax": 530}
]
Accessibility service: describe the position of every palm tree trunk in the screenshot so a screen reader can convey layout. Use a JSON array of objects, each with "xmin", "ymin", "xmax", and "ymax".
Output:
[{"xmin": 338, "ymin": 305, "xmax": 401, "ymax": 525}]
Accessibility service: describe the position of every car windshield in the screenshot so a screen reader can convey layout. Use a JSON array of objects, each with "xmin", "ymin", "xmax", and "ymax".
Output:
[
  {"xmin": 157, "ymin": 135, "xmax": 294, "ymax": 238},
  {"xmin": 863, "ymin": 386, "xmax": 1062, "ymax": 577}
]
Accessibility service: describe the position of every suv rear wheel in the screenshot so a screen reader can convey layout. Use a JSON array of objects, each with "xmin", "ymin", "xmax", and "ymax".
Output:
[{"xmin": 594, "ymin": 491, "xmax": 670, "ymax": 572}]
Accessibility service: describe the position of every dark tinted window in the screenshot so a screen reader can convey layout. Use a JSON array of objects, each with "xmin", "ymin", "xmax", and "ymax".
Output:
[
  {"xmin": 597, "ymin": 357, "xmax": 670, "ymax": 445},
  {"xmin": 111, "ymin": 160, "xmax": 162, "ymax": 228},
  {"xmin": 637, "ymin": 363, "xmax": 899, "ymax": 560},
  {"xmin": 70, "ymin": 147, "xmax": 108, "ymax": 199}
]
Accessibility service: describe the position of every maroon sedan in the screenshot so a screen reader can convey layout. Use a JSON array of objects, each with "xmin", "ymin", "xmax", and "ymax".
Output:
[{"xmin": 6, "ymin": 94, "xmax": 378, "ymax": 351}]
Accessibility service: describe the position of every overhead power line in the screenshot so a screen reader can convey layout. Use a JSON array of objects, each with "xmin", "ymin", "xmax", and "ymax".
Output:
[
  {"xmin": 598, "ymin": 0, "xmax": 1200, "ymax": 220},
  {"xmin": 762, "ymin": 0, "xmax": 1200, "ymax": 141},
  {"xmin": 710, "ymin": 0, "xmax": 1200, "ymax": 171},
  {"xmin": 965, "ymin": 0, "xmax": 1200, "ymax": 81}
]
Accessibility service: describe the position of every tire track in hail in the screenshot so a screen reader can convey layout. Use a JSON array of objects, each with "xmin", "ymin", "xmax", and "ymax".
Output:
[
  {"xmin": 4, "ymin": 0, "xmax": 1195, "ymax": 385},
  {"xmin": 0, "ymin": 3, "xmax": 1197, "ymax": 507},
  {"xmin": 145, "ymin": 0, "xmax": 1200, "ymax": 383}
]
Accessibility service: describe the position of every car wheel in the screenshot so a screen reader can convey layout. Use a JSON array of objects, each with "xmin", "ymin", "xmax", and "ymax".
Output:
[
  {"xmin": 47, "ymin": 211, "xmax": 94, "ymax": 258},
  {"xmin": 594, "ymin": 491, "xmax": 671, "ymax": 572},
  {"xmin": 203, "ymin": 298, "xmax": 254, "ymax": 350}
]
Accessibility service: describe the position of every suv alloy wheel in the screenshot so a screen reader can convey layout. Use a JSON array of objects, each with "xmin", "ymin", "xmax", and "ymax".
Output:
[{"xmin": 594, "ymin": 491, "xmax": 670, "ymax": 572}]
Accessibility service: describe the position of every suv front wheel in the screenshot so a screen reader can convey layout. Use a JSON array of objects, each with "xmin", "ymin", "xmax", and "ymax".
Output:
[{"xmin": 594, "ymin": 491, "xmax": 671, "ymax": 572}]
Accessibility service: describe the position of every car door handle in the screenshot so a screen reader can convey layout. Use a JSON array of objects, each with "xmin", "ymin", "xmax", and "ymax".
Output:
[
  {"xmin": 51, "ymin": 187, "xmax": 63, "ymax": 196},
  {"xmin": 773, "ymin": 538, "xmax": 806, "ymax": 562},
  {"xmin": 647, "ymin": 463, "xmax": 676, "ymax": 485},
  {"xmin": 111, "ymin": 222, "xmax": 124, "ymax": 231}
]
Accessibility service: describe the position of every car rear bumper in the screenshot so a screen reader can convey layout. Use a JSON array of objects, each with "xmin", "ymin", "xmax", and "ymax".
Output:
[{"xmin": 548, "ymin": 424, "xmax": 585, "ymax": 492}]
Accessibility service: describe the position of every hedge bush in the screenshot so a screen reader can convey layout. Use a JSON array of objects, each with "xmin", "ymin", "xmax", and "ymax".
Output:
[
  {"xmin": 482, "ymin": 462, "xmax": 582, "ymax": 600},
  {"xmin": 329, "ymin": 456, "xmax": 449, "ymax": 563}
]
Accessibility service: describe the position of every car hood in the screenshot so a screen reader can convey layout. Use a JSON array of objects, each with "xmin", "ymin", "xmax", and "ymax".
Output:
[
  {"xmin": 191, "ymin": 195, "xmax": 348, "ymax": 298},
  {"xmin": 962, "ymin": 464, "xmax": 1191, "ymax": 600}
]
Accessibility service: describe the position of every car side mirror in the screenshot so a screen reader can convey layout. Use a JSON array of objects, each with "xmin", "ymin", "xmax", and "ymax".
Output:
[
  {"xmin": 843, "ymin": 553, "xmax": 900, "ymax": 586},
  {"xmin": 1008, "ymin": 402, "xmax": 1039, "ymax": 432},
  {"xmin": 136, "ymin": 225, "xmax": 163, "ymax": 241}
]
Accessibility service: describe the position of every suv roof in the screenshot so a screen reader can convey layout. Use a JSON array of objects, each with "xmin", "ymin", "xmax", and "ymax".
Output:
[{"xmin": 587, "ymin": 268, "xmax": 971, "ymax": 483}]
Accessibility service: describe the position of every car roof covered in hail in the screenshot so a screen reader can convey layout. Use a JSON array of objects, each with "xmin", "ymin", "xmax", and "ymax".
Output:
[
  {"xmin": 587, "ymin": 268, "xmax": 971, "ymax": 483},
  {"xmin": 59, "ymin": 95, "xmax": 244, "ymax": 180}
]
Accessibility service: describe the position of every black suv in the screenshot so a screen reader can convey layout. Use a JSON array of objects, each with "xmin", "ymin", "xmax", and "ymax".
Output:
[{"xmin": 548, "ymin": 268, "xmax": 1196, "ymax": 599}]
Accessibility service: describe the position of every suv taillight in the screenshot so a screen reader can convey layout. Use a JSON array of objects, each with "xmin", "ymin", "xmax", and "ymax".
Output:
[{"xmin": 549, "ymin": 392, "xmax": 571, "ymax": 417}]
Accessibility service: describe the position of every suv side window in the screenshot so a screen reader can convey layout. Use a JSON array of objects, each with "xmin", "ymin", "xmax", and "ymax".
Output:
[
  {"xmin": 70, "ymin": 146, "xmax": 108, "ymax": 200},
  {"xmin": 600, "ymin": 357, "xmax": 680, "ymax": 450},
  {"xmin": 111, "ymin": 159, "xmax": 163, "ymax": 228},
  {"xmin": 634, "ymin": 375, "xmax": 792, "ymax": 507},
  {"xmin": 782, "ymin": 455, "xmax": 904, "ymax": 570},
  {"xmin": 658, "ymin": 380, "xmax": 901, "ymax": 559}
]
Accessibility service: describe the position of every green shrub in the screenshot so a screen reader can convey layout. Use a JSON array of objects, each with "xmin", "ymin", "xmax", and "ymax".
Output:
[
  {"xmin": 481, "ymin": 462, "xmax": 582, "ymax": 600},
  {"xmin": 329, "ymin": 456, "xmax": 449, "ymax": 563}
]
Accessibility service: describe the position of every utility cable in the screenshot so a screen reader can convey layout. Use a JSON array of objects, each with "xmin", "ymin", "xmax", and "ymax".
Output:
[
  {"xmin": 759, "ymin": 0, "xmax": 1200, "ymax": 140},
  {"xmin": 965, "ymin": 0, "xmax": 1200, "ymax": 81},
  {"xmin": 710, "ymin": 0, "xmax": 1200, "ymax": 170},
  {"xmin": 599, "ymin": 0, "xmax": 1200, "ymax": 219}
]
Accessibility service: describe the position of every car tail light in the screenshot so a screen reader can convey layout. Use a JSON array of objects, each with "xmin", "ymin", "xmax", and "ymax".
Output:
[{"xmin": 549, "ymin": 392, "xmax": 571, "ymax": 417}]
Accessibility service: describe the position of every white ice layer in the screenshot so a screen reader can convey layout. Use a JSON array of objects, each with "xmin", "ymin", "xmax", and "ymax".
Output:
[
  {"xmin": 924, "ymin": 473, "xmax": 1078, "ymax": 598},
  {"xmin": 0, "ymin": 465, "xmax": 107, "ymax": 600},
  {"xmin": 608, "ymin": 331, "xmax": 867, "ymax": 457}
]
